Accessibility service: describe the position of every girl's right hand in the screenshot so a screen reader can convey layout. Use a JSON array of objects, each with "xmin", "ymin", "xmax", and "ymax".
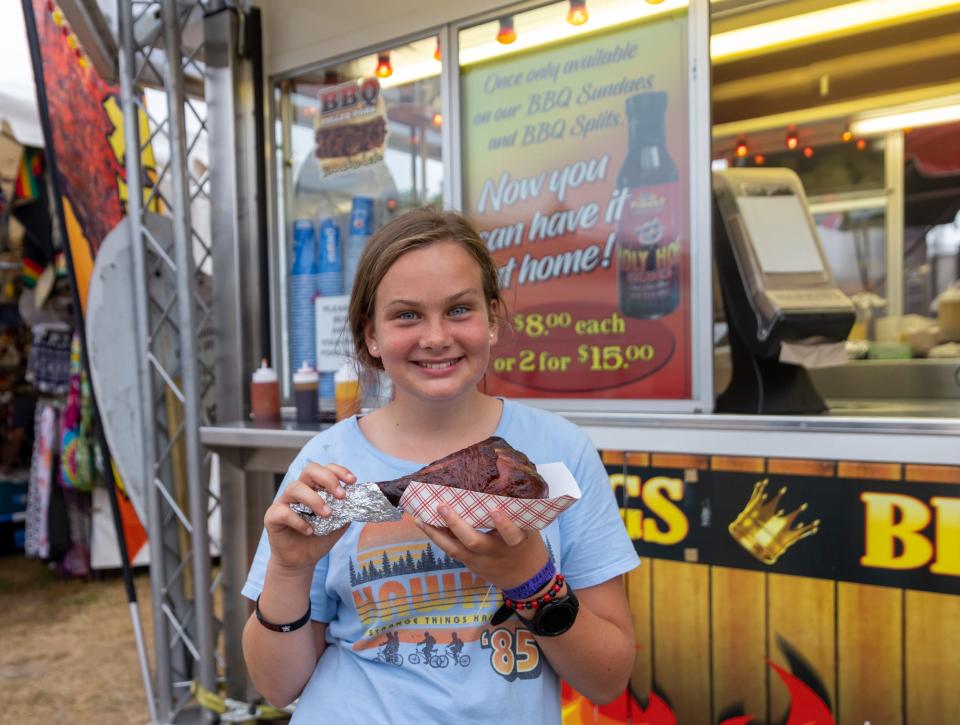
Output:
[{"xmin": 263, "ymin": 462, "xmax": 357, "ymax": 573}]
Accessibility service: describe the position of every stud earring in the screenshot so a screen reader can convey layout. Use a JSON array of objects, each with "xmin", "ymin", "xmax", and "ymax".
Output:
[{"xmin": 371, "ymin": 343, "xmax": 378, "ymax": 352}]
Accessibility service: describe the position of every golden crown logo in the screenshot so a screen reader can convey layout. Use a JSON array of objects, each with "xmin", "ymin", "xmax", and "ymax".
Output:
[{"xmin": 728, "ymin": 479, "xmax": 820, "ymax": 565}]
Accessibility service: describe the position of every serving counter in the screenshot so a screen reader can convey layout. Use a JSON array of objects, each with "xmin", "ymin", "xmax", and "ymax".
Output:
[
  {"xmin": 202, "ymin": 407, "xmax": 960, "ymax": 585},
  {"xmin": 203, "ymin": 405, "xmax": 960, "ymax": 471}
]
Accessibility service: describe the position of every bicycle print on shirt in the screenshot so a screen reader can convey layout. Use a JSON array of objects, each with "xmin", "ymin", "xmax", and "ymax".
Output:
[{"xmin": 349, "ymin": 517, "xmax": 548, "ymax": 681}]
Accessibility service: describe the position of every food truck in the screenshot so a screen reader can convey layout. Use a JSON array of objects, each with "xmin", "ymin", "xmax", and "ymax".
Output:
[{"xmin": 187, "ymin": 0, "xmax": 959, "ymax": 721}]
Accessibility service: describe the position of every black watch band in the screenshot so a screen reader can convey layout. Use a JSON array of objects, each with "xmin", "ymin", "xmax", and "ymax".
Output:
[{"xmin": 526, "ymin": 586, "xmax": 580, "ymax": 637}]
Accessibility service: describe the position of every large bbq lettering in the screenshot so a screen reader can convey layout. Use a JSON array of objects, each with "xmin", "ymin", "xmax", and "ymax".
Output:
[
  {"xmin": 861, "ymin": 492, "xmax": 960, "ymax": 575},
  {"xmin": 319, "ymin": 78, "xmax": 380, "ymax": 114}
]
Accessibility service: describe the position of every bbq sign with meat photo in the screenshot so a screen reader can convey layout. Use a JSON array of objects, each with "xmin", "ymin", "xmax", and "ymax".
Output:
[
  {"xmin": 315, "ymin": 78, "xmax": 389, "ymax": 176},
  {"xmin": 462, "ymin": 9, "xmax": 692, "ymax": 401}
]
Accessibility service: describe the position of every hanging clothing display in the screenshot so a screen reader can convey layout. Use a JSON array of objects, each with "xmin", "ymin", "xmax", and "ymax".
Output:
[
  {"xmin": 60, "ymin": 487, "xmax": 91, "ymax": 577},
  {"xmin": 5, "ymin": 138, "xmax": 93, "ymax": 573},
  {"xmin": 26, "ymin": 323, "xmax": 71, "ymax": 395},
  {"xmin": 23, "ymin": 398, "xmax": 92, "ymax": 574},
  {"xmin": 24, "ymin": 402, "xmax": 57, "ymax": 559},
  {"xmin": 60, "ymin": 332, "xmax": 92, "ymax": 491},
  {"xmin": 13, "ymin": 147, "xmax": 44, "ymax": 202}
]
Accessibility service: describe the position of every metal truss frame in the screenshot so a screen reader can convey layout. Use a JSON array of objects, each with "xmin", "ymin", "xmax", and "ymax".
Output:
[{"xmin": 118, "ymin": 1, "xmax": 222, "ymax": 720}]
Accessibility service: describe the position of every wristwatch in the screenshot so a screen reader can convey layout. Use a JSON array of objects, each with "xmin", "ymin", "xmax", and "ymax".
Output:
[{"xmin": 526, "ymin": 586, "xmax": 580, "ymax": 637}]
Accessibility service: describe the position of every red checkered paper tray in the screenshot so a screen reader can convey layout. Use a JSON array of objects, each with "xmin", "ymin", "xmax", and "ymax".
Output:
[{"xmin": 399, "ymin": 462, "xmax": 581, "ymax": 530}]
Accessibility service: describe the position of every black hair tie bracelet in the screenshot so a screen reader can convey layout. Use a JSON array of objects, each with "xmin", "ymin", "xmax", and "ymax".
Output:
[{"xmin": 255, "ymin": 595, "xmax": 312, "ymax": 633}]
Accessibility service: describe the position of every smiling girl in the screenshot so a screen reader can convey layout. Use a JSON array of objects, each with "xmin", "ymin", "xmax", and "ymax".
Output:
[{"xmin": 242, "ymin": 208, "xmax": 639, "ymax": 723}]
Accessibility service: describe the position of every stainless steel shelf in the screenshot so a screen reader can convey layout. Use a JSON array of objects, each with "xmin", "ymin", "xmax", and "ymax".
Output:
[{"xmin": 201, "ymin": 403, "xmax": 960, "ymax": 476}]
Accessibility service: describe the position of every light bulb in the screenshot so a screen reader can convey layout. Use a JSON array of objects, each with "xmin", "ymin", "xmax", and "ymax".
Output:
[
  {"xmin": 567, "ymin": 0, "xmax": 589, "ymax": 25},
  {"xmin": 374, "ymin": 53, "xmax": 392, "ymax": 79},
  {"xmin": 497, "ymin": 17, "xmax": 517, "ymax": 44}
]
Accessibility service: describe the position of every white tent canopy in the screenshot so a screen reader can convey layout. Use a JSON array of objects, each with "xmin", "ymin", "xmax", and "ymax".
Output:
[{"xmin": 0, "ymin": 5, "xmax": 43, "ymax": 148}]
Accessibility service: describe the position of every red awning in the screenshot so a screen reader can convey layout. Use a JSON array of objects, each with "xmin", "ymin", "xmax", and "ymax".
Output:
[{"xmin": 905, "ymin": 121, "xmax": 960, "ymax": 176}]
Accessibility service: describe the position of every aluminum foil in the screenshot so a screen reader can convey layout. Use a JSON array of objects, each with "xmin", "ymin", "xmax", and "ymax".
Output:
[{"xmin": 290, "ymin": 482, "xmax": 402, "ymax": 536}]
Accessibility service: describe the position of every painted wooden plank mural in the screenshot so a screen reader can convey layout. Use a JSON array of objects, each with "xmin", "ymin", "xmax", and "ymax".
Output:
[{"xmin": 562, "ymin": 451, "xmax": 960, "ymax": 724}]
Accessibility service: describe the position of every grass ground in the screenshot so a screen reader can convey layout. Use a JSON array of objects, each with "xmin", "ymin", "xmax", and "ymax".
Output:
[{"xmin": 0, "ymin": 554, "xmax": 154, "ymax": 723}]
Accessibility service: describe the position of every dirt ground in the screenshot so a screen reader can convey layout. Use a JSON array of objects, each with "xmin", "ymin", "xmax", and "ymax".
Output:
[{"xmin": 0, "ymin": 554, "xmax": 155, "ymax": 724}]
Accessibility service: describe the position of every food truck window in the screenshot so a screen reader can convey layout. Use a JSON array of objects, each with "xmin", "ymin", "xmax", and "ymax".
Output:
[
  {"xmin": 273, "ymin": 35, "xmax": 444, "ymax": 398},
  {"xmin": 458, "ymin": 0, "xmax": 706, "ymax": 409},
  {"xmin": 713, "ymin": 119, "xmax": 960, "ymax": 409}
]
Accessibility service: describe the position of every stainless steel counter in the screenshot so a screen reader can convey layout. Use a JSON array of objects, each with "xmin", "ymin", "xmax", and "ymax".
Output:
[
  {"xmin": 202, "ymin": 420, "xmax": 327, "ymax": 473},
  {"xmin": 203, "ymin": 357, "xmax": 960, "ymax": 466},
  {"xmin": 810, "ymin": 358, "xmax": 960, "ymax": 401},
  {"xmin": 201, "ymin": 403, "xmax": 960, "ymax": 474}
]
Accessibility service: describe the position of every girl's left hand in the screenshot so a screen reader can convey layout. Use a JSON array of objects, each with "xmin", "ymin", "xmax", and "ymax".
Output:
[{"xmin": 414, "ymin": 505, "xmax": 549, "ymax": 591}]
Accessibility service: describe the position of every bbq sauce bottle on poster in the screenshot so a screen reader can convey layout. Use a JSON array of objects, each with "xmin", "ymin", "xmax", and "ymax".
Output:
[{"xmin": 615, "ymin": 91, "xmax": 681, "ymax": 319}]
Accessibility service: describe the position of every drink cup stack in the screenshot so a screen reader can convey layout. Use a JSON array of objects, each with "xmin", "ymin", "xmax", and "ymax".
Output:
[
  {"xmin": 316, "ymin": 217, "xmax": 344, "ymax": 410},
  {"xmin": 345, "ymin": 196, "xmax": 374, "ymax": 295},
  {"xmin": 289, "ymin": 219, "xmax": 321, "ymax": 374}
]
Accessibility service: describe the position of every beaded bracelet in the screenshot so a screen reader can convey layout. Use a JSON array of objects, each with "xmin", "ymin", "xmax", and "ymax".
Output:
[
  {"xmin": 504, "ymin": 574, "xmax": 565, "ymax": 611},
  {"xmin": 502, "ymin": 558, "xmax": 556, "ymax": 601},
  {"xmin": 490, "ymin": 574, "xmax": 567, "ymax": 626}
]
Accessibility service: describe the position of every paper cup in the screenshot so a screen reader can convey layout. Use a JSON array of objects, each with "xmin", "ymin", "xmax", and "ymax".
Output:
[{"xmin": 399, "ymin": 462, "xmax": 581, "ymax": 530}]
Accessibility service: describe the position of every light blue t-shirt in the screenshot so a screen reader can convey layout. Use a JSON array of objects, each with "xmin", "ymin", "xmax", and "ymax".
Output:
[{"xmin": 243, "ymin": 399, "xmax": 640, "ymax": 724}]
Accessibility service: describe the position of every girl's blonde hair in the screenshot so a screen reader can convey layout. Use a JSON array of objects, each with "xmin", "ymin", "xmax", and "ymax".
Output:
[{"xmin": 348, "ymin": 207, "xmax": 507, "ymax": 371}]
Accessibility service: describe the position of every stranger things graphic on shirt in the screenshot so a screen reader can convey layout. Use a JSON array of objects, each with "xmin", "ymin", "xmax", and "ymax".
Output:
[{"xmin": 350, "ymin": 517, "xmax": 551, "ymax": 681}]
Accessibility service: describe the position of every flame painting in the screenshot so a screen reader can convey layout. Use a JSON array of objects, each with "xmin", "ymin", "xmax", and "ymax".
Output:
[{"xmin": 561, "ymin": 637, "xmax": 836, "ymax": 725}]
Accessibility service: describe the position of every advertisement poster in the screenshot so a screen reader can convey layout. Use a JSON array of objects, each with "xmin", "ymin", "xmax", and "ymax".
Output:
[
  {"xmin": 315, "ymin": 78, "xmax": 389, "ymax": 176},
  {"xmin": 462, "ymin": 13, "xmax": 690, "ymax": 400}
]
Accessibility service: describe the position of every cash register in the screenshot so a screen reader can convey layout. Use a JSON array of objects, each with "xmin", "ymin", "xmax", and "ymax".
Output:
[{"xmin": 713, "ymin": 168, "xmax": 855, "ymax": 414}]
